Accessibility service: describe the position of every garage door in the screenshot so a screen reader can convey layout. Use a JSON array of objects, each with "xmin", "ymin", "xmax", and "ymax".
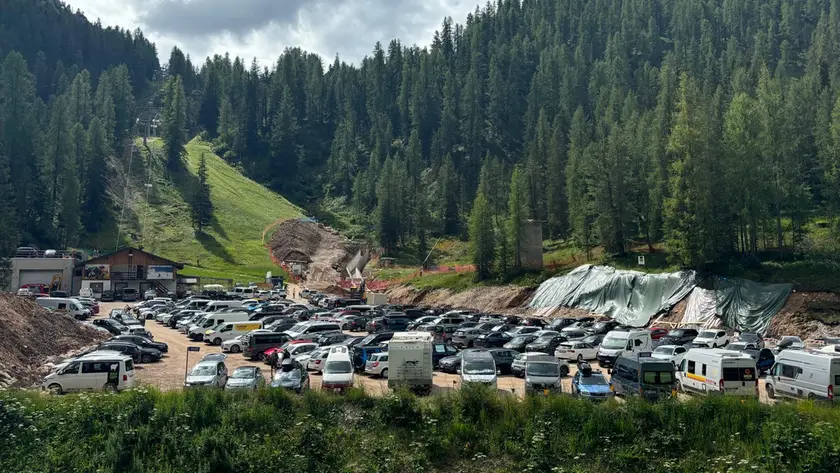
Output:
[{"xmin": 19, "ymin": 270, "xmax": 59, "ymax": 288}]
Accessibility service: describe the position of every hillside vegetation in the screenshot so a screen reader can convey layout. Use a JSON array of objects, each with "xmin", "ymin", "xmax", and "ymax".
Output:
[
  {"xmin": 92, "ymin": 138, "xmax": 302, "ymax": 281},
  {"xmin": 2, "ymin": 388, "xmax": 839, "ymax": 473}
]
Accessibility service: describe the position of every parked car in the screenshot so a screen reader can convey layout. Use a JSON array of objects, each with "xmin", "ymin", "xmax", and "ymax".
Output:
[
  {"xmin": 693, "ymin": 330, "xmax": 730, "ymax": 348},
  {"xmin": 524, "ymin": 355, "xmax": 564, "ymax": 395},
  {"xmin": 42, "ymin": 353, "xmax": 135, "ymax": 394},
  {"xmin": 322, "ymin": 346, "xmax": 355, "ymax": 393},
  {"xmin": 313, "ymin": 332, "xmax": 351, "ymax": 347},
  {"xmin": 221, "ymin": 335, "xmax": 245, "ymax": 354},
  {"xmin": 451, "ymin": 328, "xmax": 484, "ymax": 348},
  {"xmin": 305, "ymin": 347, "xmax": 331, "ymax": 372},
  {"xmin": 580, "ymin": 334, "xmax": 605, "ymax": 347},
  {"xmin": 460, "ymin": 351, "xmax": 497, "ymax": 388},
  {"xmin": 732, "ymin": 332, "xmax": 764, "ymax": 349},
  {"xmin": 554, "ymin": 341, "xmax": 598, "ymax": 362},
  {"xmin": 504, "ymin": 334, "xmax": 539, "ymax": 352},
  {"xmin": 185, "ymin": 360, "xmax": 228, "ymax": 388},
  {"xmin": 364, "ymin": 352, "xmax": 389, "ymax": 378},
  {"xmin": 506, "ymin": 326, "xmax": 541, "ymax": 338},
  {"xmin": 525, "ymin": 335, "xmax": 567, "ymax": 354},
  {"xmin": 570, "ymin": 362, "xmax": 614, "ymax": 400},
  {"xmin": 111, "ymin": 334, "xmax": 168, "ymax": 353},
  {"xmin": 225, "ymin": 366, "xmax": 265, "ymax": 390},
  {"xmin": 658, "ymin": 328, "xmax": 699, "ymax": 346},
  {"xmin": 487, "ymin": 348, "xmax": 518, "ymax": 375},
  {"xmin": 650, "ymin": 344, "xmax": 688, "ymax": 367},
  {"xmin": 474, "ymin": 331, "xmax": 512, "ymax": 348},
  {"xmin": 729, "ymin": 345, "xmax": 776, "ymax": 375},
  {"xmin": 100, "ymin": 290, "xmax": 115, "ymax": 302},
  {"xmin": 270, "ymin": 359, "xmax": 310, "ymax": 392},
  {"xmin": 96, "ymin": 341, "xmax": 156, "ymax": 363},
  {"xmin": 649, "ymin": 327, "xmax": 670, "ymax": 340},
  {"xmin": 584, "ymin": 320, "xmax": 619, "ymax": 335},
  {"xmin": 407, "ymin": 315, "xmax": 439, "ymax": 331},
  {"xmin": 431, "ymin": 343, "xmax": 459, "ymax": 367},
  {"xmin": 512, "ymin": 352, "xmax": 557, "ymax": 377},
  {"xmin": 547, "ymin": 317, "xmax": 577, "ymax": 330},
  {"xmin": 92, "ymin": 318, "xmax": 128, "ymax": 336},
  {"xmin": 777, "ymin": 335, "xmax": 806, "ymax": 350}
]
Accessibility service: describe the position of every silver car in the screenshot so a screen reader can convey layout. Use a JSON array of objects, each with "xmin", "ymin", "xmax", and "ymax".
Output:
[
  {"xmin": 225, "ymin": 366, "xmax": 266, "ymax": 390},
  {"xmin": 451, "ymin": 328, "xmax": 483, "ymax": 348},
  {"xmin": 364, "ymin": 352, "xmax": 389, "ymax": 378},
  {"xmin": 185, "ymin": 360, "xmax": 228, "ymax": 388}
]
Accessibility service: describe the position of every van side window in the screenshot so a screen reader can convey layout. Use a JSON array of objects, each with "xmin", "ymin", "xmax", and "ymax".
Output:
[
  {"xmin": 687, "ymin": 360, "xmax": 696, "ymax": 374},
  {"xmin": 701, "ymin": 364, "xmax": 707, "ymax": 376},
  {"xmin": 634, "ymin": 339, "xmax": 643, "ymax": 347},
  {"xmin": 82, "ymin": 362, "xmax": 111, "ymax": 373},
  {"xmin": 781, "ymin": 364, "xmax": 796, "ymax": 378},
  {"xmin": 58, "ymin": 303, "xmax": 67, "ymax": 310}
]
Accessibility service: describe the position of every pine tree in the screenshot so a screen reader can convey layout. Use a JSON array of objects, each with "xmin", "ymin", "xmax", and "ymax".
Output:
[
  {"xmin": 0, "ymin": 151, "xmax": 18, "ymax": 258},
  {"xmin": 469, "ymin": 190, "xmax": 495, "ymax": 281},
  {"xmin": 508, "ymin": 165, "xmax": 528, "ymax": 272},
  {"xmin": 191, "ymin": 153, "xmax": 214, "ymax": 232},
  {"xmin": 83, "ymin": 118, "xmax": 110, "ymax": 232},
  {"xmin": 162, "ymin": 76, "xmax": 188, "ymax": 170}
]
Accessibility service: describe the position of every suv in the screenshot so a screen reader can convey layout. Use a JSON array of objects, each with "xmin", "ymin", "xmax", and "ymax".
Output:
[
  {"xmin": 659, "ymin": 329, "xmax": 699, "ymax": 346},
  {"xmin": 452, "ymin": 328, "xmax": 484, "ymax": 348},
  {"xmin": 487, "ymin": 348, "xmax": 517, "ymax": 375},
  {"xmin": 367, "ymin": 316, "xmax": 410, "ymax": 333}
]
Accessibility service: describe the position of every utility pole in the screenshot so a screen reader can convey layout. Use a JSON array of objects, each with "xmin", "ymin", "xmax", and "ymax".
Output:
[{"xmin": 114, "ymin": 144, "xmax": 136, "ymax": 251}]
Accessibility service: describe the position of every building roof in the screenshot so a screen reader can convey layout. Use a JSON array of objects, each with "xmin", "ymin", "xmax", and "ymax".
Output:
[{"xmin": 76, "ymin": 247, "xmax": 184, "ymax": 269}]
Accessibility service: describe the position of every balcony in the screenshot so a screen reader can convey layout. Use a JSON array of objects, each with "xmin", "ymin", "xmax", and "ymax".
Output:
[{"xmin": 111, "ymin": 270, "xmax": 146, "ymax": 281}]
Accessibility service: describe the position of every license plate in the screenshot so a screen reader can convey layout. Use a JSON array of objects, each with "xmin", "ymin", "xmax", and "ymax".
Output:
[{"xmin": 543, "ymin": 389, "xmax": 549, "ymax": 396}]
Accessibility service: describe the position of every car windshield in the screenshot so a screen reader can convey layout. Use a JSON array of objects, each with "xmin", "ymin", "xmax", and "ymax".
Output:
[
  {"xmin": 781, "ymin": 336, "xmax": 803, "ymax": 344},
  {"xmin": 288, "ymin": 323, "xmax": 308, "ymax": 333},
  {"xmin": 601, "ymin": 337, "xmax": 626, "ymax": 349},
  {"xmin": 463, "ymin": 360, "xmax": 496, "ymax": 375},
  {"xmin": 231, "ymin": 367, "xmax": 257, "ymax": 379},
  {"xmin": 579, "ymin": 374, "xmax": 609, "ymax": 386},
  {"xmin": 667, "ymin": 330, "xmax": 684, "ymax": 337},
  {"xmin": 653, "ymin": 347, "xmax": 673, "ymax": 355},
  {"xmin": 276, "ymin": 369, "xmax": 301, "ymax": 381},
  {"xmin": 740, "ymin": 333, "xmax": 759, "ymax": 341},
  {"xmin": 325, "ymin": 360, "xmax": 352, "ymax": 373},
  {"xmin": 526, "ymin": 362, "xmax": 559, "ymax": 376},
  {"xmin": 510, "ymin": 336, "xmax": 531, "ymax": 343},
  {"xmin": 190, "ymin": 365, "xmax": 217, "ymax": 376},
  {"xmin": 698, "ymin": 331, "xmax": 717, "ymax": 338}
]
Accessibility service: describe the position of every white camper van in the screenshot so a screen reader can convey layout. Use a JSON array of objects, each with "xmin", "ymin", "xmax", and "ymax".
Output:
[
  {"xmin": 42, "ymin": 353, "xmax": 135, "ymax": 394},
  {"xmin": 596, "ymin": 330, "xmax": 652, "ymax": 368},
  {"xmin": 36, "ymin": 297, "xmax": 91, "ymax": 320},
  {"xmin": 387, "ymin": 332, "xmax": 434, "ymax": 392},
  {"xmin": 766, "ymin": 350, "xmax": 840, "ymax": 401},
  {"xmin": 677, "ymin": 348, "xmax": 758, "ymax": 396}
]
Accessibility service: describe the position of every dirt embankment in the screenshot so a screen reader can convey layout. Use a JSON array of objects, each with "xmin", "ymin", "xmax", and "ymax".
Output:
[
  {"xmin": 385, "ymin": 284, "xmax": 535, "ymax": 314},
  {"xmin": 766, "ymin": 292, "xmax": 840, "ymax": 339},
  {"xmin": 0, "ymin": 293, "xmax": 109, "ymax": 388},
  {"xmin": 268, "ymin": 219, "xmax": 364, "ymax": 287}
]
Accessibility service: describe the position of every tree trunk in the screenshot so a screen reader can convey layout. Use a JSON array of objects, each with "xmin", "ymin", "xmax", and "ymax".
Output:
[{"xmin": 775, "ymin": 200, "xmax": 783, "ymax": 260}]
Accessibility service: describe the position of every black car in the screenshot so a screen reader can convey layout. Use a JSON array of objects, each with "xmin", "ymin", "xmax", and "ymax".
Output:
[
  {"xmin": 92, "ymin": 318, "xmax": 128, "ymax": 336},
  {"xmin": 520, "ymin": 318, "xmax": 547, "ymax": 327},
  {"xmin": 112, "ymin": 335, "xmax": 169, "ymax": 353},
  {"xmin": 580, "ymin": 334, "xmax": 605, "ymax": 347},
  {"xmin": 474, "ymin": 331, "xmax": 512, "ymax": 348},
  {"xmin": 659, "ymin": 328, "xmax": 699, "ymax": 346},
  {"xmin": 438, "ymin": 348, "xmax": 487, "ymax": 373},
  {"xmin": 100, "ymin": 290, "xmax": 115, "ymax": 302},
  {"xmin": 266, "ymin": 319, "xmax": 298, "ymax": 333},
  {"xmin": 98, "ymin": 341, "xmax": 162, "ymax": 363},
  {"xmin": 367, "ymin": 316, "xmax": 410, "ymax": 333},
  {"xmin": 503, "ymin": 335, "xmax": 538, "ymax": 352},
  {"xmin": 488, "ymin": 348, "xmax": 518, "ymax": 375},
  {"xmin": 342, "ymin": 316, "xmax": 369, "ymax": 331},
  {"xmin": 269, "ymin": 359, "xmax": 310, "ymax": 393},
  {"xmin": 525, "ymin": 335, "xmax": 567, "ymax": 354},
  {"xmin": 548, "ymin": 318, "xmax": 577, "ymax": 330},
  {"xmin": 50, "ymin": 291, "xmax": 69, "ymax": 298},
  {"xmin": 585, "ymin": 320, "xmax": 619, "ymax": 335},
  {"xmin": 313, "ymin": 332, "xmax": 350, "ymax": 346}
]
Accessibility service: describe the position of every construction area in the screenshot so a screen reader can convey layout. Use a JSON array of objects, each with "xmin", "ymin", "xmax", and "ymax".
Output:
[{"xmin": 268, "ymin": 219, "xmax": 369, "ymax": 289}]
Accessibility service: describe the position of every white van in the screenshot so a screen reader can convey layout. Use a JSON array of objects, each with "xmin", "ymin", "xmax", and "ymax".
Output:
[
  {"xmin": 36, "ymin": 297, "xmax": 91, "ymax": 320},
  {"xmin": 596, "ymin": 330, "xmax": 652, "ymax": 368},
  {"xmin": 204, "ymin": 300, "xmax": 244, "ymax": 312},
  {"xmin": 229, "ymin": 286, "xmax": 258, "ymax": 299},
  {"xmin": 204, "ymin": 321, "xmax": 264, "ymax": 345},
  {"xmin": 322, "ymin": 346, "xmax": 354, "ymax": 392},
  {"xmin": 461, "ymin": 351, "xmax": 497, "ymax": 387},
  {"xmin": 677, "ymin": 348, "xmax": 757, "ymax": 396},
  {"xmin": 188, "ymin": 312, "xmax": 251, "ymax": 340},
  {"xmin": 766, "ymin": 350, "xmax": 840, "ymax": 401},
  {"xmin": 284, "ymin": 321, "xmax": 342, "ymax": 340},
  {"xmin": 42, "ymin": 353, "xmax": 135, "ymax": 394}
]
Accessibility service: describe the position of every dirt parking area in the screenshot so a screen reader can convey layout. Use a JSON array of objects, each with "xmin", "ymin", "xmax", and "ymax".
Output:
[{"xmin": 97, "ymin": 301, "xmax": 775, "ymax": 402}]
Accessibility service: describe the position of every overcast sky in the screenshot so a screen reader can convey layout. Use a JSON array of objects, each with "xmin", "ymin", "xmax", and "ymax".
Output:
[{"xmin": 64, "ymin": 0, "xmax": 478, "ymax": 66}]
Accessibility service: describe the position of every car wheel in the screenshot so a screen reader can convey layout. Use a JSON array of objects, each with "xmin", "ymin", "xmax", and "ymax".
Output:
[
  {"xmin": 48, "ymin": 384, "xmax": 63, "ymax": 395},
  {"xmin": 468, "ymin": 341, "xmax": 474, "ymax": 348},
  {"xmin": 231, "ymin": 345, "xmax": 241, "ymax": 353},
  {"xmin": 560, "ymin": 365, "xmax": 569, "ymax": 377},
  {"xmin": 577, "ymin": 354, "xmax": 583, "ymax": 362},
  {"xmin": 141, "ymin": 354, "xmax": 152, "ymax": 363},
  {"xmin": 103, "ymin": 383, "xmax": 117, "ymax": 393},
  {"xmin": 381, "ymin": 368, "xmax": 388, "ymax": 379},
  {"xmin": 213, "ymin": 338, "xmax": 222, "ymax": 346},
  {"xmin": 712, "ymin": 343, "xmax": 717, "ymax": 348},
  {"xmin": 766, "ymin": 384, "xmax": 775, "ymax": 399},
  {"xmin": 258, "ymin": 352, "xmax": 266, "ymax": 361}
]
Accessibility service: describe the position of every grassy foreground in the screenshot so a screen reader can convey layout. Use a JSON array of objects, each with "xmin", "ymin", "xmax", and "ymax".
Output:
[
  {"xmin": 93, "ymin": 138, "xmax": 302, "ymax": 281},
  {"xmin": 1, "ymin": 388, "xmax": 839, "ymax": 473}
]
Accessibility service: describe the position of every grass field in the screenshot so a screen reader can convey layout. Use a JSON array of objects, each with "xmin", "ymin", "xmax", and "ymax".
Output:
[
  {"xmin": 93, "ymin": 138, "xmax": 302, "ymax": 282},
  {"xmin": 2, "ymin": 388, "xmax": 839, "ymax": 473}
]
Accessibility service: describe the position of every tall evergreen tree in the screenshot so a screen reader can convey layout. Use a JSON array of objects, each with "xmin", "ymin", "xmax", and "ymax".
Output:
[
  {"xmin": 508, "ymin": 165, "xmax": 528, "ymax": 272},
  {"xmin": 191, "ymin": 153, "xmax": 214, "ymax": 232},
  {"xmin": 162, "ymin": 76, "xmax": 188, "ymax": 170},
  {"xmin": 469, "ymin": 190, "xmax": 495, "ymax": 281}
]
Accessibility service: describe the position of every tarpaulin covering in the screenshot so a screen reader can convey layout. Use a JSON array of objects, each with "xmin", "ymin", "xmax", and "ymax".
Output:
[
  {"xmin": 680, "ymin": 288, "xmax": 719, "ymax": 328},
  {"xmin": 529, "ymin": 265, "xmax": 697, "ymax": 327},
  {"xmin": 710, "ymin": 278, "xmax": 792, "ymax": 334}
]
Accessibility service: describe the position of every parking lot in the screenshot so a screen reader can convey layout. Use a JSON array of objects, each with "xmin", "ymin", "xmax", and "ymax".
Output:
[{"xmin": 98, "ymin": 301, "xmax": 597, "ymax": 396}]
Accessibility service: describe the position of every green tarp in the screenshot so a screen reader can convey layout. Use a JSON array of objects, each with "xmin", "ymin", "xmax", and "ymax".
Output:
[
  {"xmin": 530, "ymin": 265, "xmax": 793, "ymax": 332},
  {"xmin": 529, "ymin": 265, "xmax": 697, "ymax": 327}
]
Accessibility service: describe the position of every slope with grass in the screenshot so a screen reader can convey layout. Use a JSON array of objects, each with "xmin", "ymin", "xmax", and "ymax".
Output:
[{"xmin": 91, "ymin": 138, "xmax": 302, "ymax": 281}]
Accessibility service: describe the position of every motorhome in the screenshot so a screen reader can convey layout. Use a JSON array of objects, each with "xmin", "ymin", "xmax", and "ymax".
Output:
[
  {"xmin": 677, "ymin": 348, "xmax": 758, "ymax": 397},
  {"xmin": 766, "ymin": 350, "xmax": 840, "ymax": 401},
  {"xmin": 387, "ymin": 332, "xmax": 433, "ymax": 392}
]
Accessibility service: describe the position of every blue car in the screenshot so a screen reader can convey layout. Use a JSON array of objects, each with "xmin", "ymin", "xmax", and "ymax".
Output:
[{"xmin": 571, "ymin": 363, "xmax": 614, "ymax": 401}]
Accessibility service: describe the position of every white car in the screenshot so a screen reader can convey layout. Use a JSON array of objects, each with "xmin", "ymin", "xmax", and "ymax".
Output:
[
  {"xmin": 304, "ymin": 348, "xmax": 330, "ymax": 372},
  {"xmin": 651, "ymin": 345, "xmax": 688, "ymax": 367},
  {"xmin": 144, "ymin": 290, "xmax": 157, "ymax": 300},
  {"xmin": 554, "ymin": 341, "xmax": 598, "ymax": 362},
  {"xmin": 693, "ymin": 330, "xmax": 730, "ymax": 348},
  {"xmin": 221, "ymin": 335, "xmax": 244, "ymax": 353}
]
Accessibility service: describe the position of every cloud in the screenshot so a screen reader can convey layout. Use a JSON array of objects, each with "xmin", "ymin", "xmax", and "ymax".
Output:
[{"xmin": 64, "ymin": 0, "xmax": 477, "ymax": 65}]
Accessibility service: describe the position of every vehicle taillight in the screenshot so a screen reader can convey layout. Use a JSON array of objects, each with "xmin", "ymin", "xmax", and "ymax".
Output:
[
  {"xmin": 719, "ymin": 379, "xmax": 725, "ymax": 392},
  {"xmin": 315, "ymin": 360, "xmax": 321, "ymax": 364},
  {"xmin": 372, "ymin": 362, "xmax": 379, "ymax": 367},
  {"xmin": 829, "ymin": 384, "xmax": 834, "ymax": 401},
  {"xmin": 123, "ymin": 375, "xmax": 127, "ymax": 381}
]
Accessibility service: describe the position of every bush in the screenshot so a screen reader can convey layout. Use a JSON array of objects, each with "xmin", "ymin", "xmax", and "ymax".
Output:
[{"xmin": 1, "ymin": 389, "xmax": 839, "ymax": 472}]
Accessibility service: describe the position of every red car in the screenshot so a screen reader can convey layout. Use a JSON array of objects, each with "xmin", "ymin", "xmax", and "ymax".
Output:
[
  {"xmin": 649, "ymin": 327, "xmax": 669, "ymax": 340},
  {"xmin": 262, "ymin": 340, "xmax": 312, "ymax": 364}
]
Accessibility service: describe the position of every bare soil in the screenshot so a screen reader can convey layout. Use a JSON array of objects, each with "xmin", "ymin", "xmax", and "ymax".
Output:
[
  {"xmin": 385, "ymin": 284, "xmax": 535, "ymax": 314},
  {"xmin": 268, "ymin": 219, "xmax": 362, "ymax": 287},
  {"xmin": 0, "ymin": 293, "xmax": 108, "ymax": 388},
  {"xmin": 767, "ymin": 291, "xmax": 840, "ymax": 339}
]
